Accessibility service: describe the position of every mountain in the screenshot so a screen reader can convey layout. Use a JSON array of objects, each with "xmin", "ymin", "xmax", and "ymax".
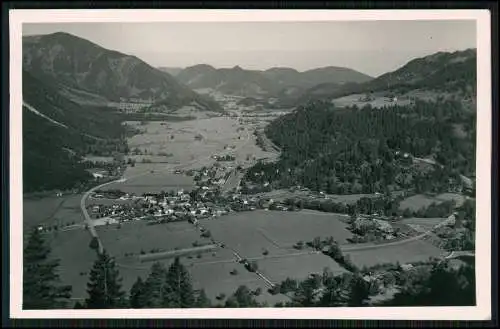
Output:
[
  {"xmin": 22, "ymin": 70, "xmax": 128, "ymax": 193},
  {"xmin": 22, "ymin": 32, "xmax": 222, "ymax": 113},
  {"xmin": 158, "ymin": 66, "xmax": 183, "ymax": 76},
  {"xmin": 176, "ymin": 64, "xmax": 372, "ymax": 99},
  {"xmin": 297, "ymin": 49, "xmax": 477, "ymax": 104},
  {"xmin": 176, "ymin": 64, "xmax": 277, "ymax": 97},
  {"xmin": 243, "ymin": 49, "xmax": 477, "ymax": 196}
]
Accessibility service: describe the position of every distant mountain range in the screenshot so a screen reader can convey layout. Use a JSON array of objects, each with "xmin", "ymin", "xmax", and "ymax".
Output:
[
  {"xmin": 158, "ymin": 67, "xmax": 183, "ymax": 76},
  {"xmin": 22, "ymin": 32, "xmax": 222, "ymax": 113},
  {"xmin": 174, "ymin": 64, "xmax": 373, "ymax": 98},
  {"xmin": 295, "ymin": 48, "xmax": 477, "ymax": 105}
]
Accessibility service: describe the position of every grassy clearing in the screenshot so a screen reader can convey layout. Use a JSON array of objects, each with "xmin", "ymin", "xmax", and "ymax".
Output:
[
  {"xmin": 102, "ymin": 172, "xmax": 195, "ymax": 195},
  {"xmin": 257, "ymin": 252, "xmax": 347, "ymax": 283},
  {"xmin": 24, "ymin": 194, "xmax": 84, "ymax": 230},
  {"xmin": 345, "ymin": 239, "xmax": 445, "ymax": 268},
  {"xmin": 399, "ymin": 194, "xmax": 440, "ymax": 211},
  {"xmin": 48, "ymin": 229, "xmax": 99, "ymax": 299},
  {"xmin": 399, "ymin": 193, "xmax": 466, "ymax": 212},
  {"xmin": 202, "ymin": 210, "xmax": 352, "ymax": 257},
  {"xmin": 332, "ymin": 93, "xmax": 412, "ymax": 109},
  {"xmin": 83, "ymin": 156, "xmax": 115, "ymax": 163},
  {"xmin": 97, "ymin": 220, "xmax": 202, "ymax": 258},
  {"xmin": 434, "ymin": 193, "xmax": 466, "ymax": 208},
  {"xmin": 401, "ymin": 217, "xmax": 446, "ymax": 231}
]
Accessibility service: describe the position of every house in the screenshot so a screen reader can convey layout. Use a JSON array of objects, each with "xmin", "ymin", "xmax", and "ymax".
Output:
[
  {"xmin": 373, "ymin": 219, "xmax": 394, "ymax": 233},
  {"xmin": 400, "ymin": 264, "xmax": 414, "ymax": 271}
]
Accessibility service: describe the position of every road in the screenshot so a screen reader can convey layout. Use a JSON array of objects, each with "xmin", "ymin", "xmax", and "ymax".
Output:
[{"xmin": 80, "ymin": 179, "xmax": 125, "ymax": 254}]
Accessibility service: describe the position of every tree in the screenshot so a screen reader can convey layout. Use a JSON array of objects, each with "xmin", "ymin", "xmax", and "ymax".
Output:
[
  {"xmin": 89, "ymin": 236, "xmax": 99, "ymax": 250},
  {"xmin": 85, "ymin": 250, "xmax": 126, "ymax": 309},
  {"xmin": 312, "ymin": 236, "xmax": 322, "ymax": 250},
  {"xmin": 164, "ymin": 257, "xmax": 195, "ymax": 308},
  {"xmin": 292, "ymin": 278, "xmax": 318, "ymax": 307},
  {"xmin": 142, "ymin": 262, "xmax": 169, "ymax": 308},
  {"xmin": 23, "ymin": 228, "xmax": 72, "ymax": 309},
  {"xmin": 194, "ymin": 289, "xmax": 212, "ymax": 308},
  {"xmin": 347, "ymin": 275, "xmax": 371, "ymax": 306},
  {"xmin": 225, "ymin": 285, "xmax": 259, "ymax": 307},
  {"xmin": 129, "ymin": 277, "xmax": 146, "ymax": 308}
]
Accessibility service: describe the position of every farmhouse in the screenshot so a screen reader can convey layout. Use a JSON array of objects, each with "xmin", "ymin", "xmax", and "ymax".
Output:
[{"xmin": 373, "ymin": 219, "xmax": 394, "ymax": 233}]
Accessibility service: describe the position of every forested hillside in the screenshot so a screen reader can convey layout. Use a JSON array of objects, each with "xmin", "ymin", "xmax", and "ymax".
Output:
[
  {"xmin": 23, "ymin": 71, "xmax": 132, "ymax": 193},
  {"xmin": 245, "ymin": 99, "xmax": 475, "ymax": 194}
]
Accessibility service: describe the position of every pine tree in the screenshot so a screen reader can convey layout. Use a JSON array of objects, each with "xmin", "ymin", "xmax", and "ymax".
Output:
[
  {"xmin": 85, "ymin": 250, "xmax": 126, "ymax": 309},
  {"xmin": 194, "ymin": 289, "xmax": 212, "ymax": 308},
  {"xmin": 164, "ymin": 257, "xmax": 195, "ymax": 308},
  {"xmin": 23, "ymin": 228, "xmax": 72, "ymax": 309},
  {"xmin": 142, "ymin": 262, "xmax": 169, "ymax": 308},
  {"xmin": 129, "ymin": 277, "xmax": 146, "ymax": 308},
  {"xmin": 347, "ymin": 275, "xmax": 371, "ymax": 307}
]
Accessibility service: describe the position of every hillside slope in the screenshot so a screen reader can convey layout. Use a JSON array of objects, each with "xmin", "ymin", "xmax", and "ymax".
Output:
[
  {"xmin": 296, "ymin": 49, "xmax": 477, "ymax": 105},
  {"xmin": 22, "ymin": 70, "xmax": 129, "ymax": 193},
  {"xmin": 245, "ymin": 49, "xmax": 477, "ymax": 196},
  {"xmin": 23, "ymin": 32, "xmax": 222, "ymax": 113}
]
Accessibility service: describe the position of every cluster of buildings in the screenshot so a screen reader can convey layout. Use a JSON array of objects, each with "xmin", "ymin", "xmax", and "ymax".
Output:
[{"xmin": 349, "ymin": 214, "xmax": 406, "ymax": 243}]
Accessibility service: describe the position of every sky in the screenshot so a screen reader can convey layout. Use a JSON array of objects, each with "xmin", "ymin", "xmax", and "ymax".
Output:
[{"xmin": 23, "ymin": 20, "xmax": 476, "ymax": 77}]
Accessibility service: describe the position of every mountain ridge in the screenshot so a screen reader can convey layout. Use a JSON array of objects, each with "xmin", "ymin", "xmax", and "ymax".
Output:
[
  {"xmin": 175, "ymin": 63, "xmax": 373, "ymax": 99},
  {"xmin": 23, "ymin": 32, "xmax": 222, "ymax": 113}
]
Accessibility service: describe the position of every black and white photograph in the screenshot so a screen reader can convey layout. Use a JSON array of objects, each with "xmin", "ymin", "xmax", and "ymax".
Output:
[{"xmin": 8, "ymin": 9, "xmax": 492, "ymax": 320}]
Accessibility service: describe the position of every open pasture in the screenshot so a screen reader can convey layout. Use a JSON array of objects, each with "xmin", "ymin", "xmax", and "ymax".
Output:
[
  {"xmin": 434, "ymin": 193, "xmax": 466, "ymax": 208},
  {"xmin": 24, "ymin": 194, "xmax": 84, "ymax": 230},
  {"xmin": 344, "ymin": 239, "xmax": 445, "ymax": 268},
  {"xmin": 102, "ymin": 171, "xmax": 195, "ymax": 195},
  {"xmin": 257, "ymin": 252, "xmax": 347, "ymax": 283},
  {"xmin": 401, "ymin": 217, "xmax": 446, "ymax": 231},
  {"xmin": 97, "ymin": 220, "xmax": 205, "ymax": 258},
  {"xmin": 399, "ymin": 193, "xmax": 466, "ymax": 212},
  {"xmin": 202, "ymin": 210, "xmax": 352, "ymax": 257},
  {"xmin": 399, "ymin": 194, "xmax": 440, "ymax": 212},
  {"xmin": 83, "ymin": 155, "xmax": 114, "ymax": 163},
  {"xmin": 47, "ymin": 229, "xmax": 99, "ymax": 299},
  {"xmin": 332, "ymin": 93, "xmax": 412, "ymax": 109},
  {"xmin": 125, "ymin": 116, "xmax": 278, "ymax": 172},
  {"xmin": 188, "ymin": 258, "xmax": 290, "ymax": 305}
]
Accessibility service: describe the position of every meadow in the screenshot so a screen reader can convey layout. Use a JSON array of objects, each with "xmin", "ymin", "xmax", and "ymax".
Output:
[
  {"xmin": 399, "ymin": 193, "xmax": 466, "ymax": 212},
  {"xmin": 102, "ymin": 171, "xmax": 195, "ymax": 195},
  {"xmin": 344, "ymin": 239, "xmax": 445, "ymax": 268},
  {"xmin": 202, "ymin": 210, "xmax": 353, "ymax": 257},
  {"xmin": 23, "ymin": 194, "xmax": 84, "ymax": 231}
]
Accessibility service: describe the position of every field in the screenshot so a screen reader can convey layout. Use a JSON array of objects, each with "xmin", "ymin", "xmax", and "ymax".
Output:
[
  {"xmin": 257, "ymin": 252, "xmax": 347, "ymax": 283},
  {"xmin": 83, "ymin": 209, "xmax": 353, "ymax": 304},
  {"xmin": 124, "ymin": 116, "xmax": 278, "ymax": 172},
  {"xmin": 97, "ymin": 220, "xmax": 204, "ymax": 258},
  {"xmin": 47, "ymin": 229, "xmax": 99, "ymax": 299},
  {"xmin": 399, "ymin": 193, "xmax": 466, "ymax": 211},
  {"xmin": 400, "ymin": 217, "xmax": 446, "ymax": 232},
  {"xmin": 83, "ymin": 156, "xmax": 114, "ymax": 163},
  {"xmin": 91, "ymin": 219, "xmax": 293, "ymax": 304},
  {"xmin": 344, "ymin": 239, "xmax": 445, "ymax": 268},
  {"xmin": 202, "ymin": 210, "xmax": 353, "ymax": 257},
  {"xmin": 23, "ymin": 194, "xmax": 84, "ymax": 231},
  {"xmin": 332, "ymin": 93, "xmax": 412, "ymax": 109},
  {"xmin": 102, "ymin": 171, "xmax": 195, "ymax": 195}
]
